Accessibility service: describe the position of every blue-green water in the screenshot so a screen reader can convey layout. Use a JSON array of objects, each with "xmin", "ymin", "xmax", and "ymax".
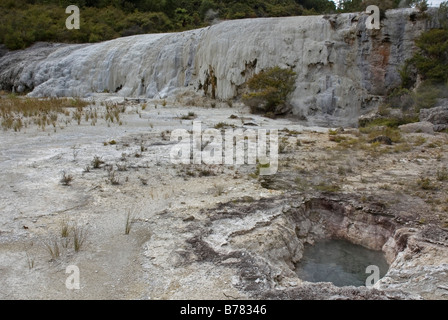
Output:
[{"xmin": 295, "ymin": 239, "xmax": 389, "ymax": 287}]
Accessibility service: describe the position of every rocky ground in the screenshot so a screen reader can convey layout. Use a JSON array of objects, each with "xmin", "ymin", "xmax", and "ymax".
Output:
[{"xmin": 1, "ymin": 93, "xmax": 447, "ymax": 300}]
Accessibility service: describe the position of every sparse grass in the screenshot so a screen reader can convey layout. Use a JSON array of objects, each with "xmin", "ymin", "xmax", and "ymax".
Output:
[
  {"xmin": 393, "ymin": 143, "xmax": 412, "ymax": 153},
  {"xmin": 314, "ymin": 182, "xmax": 342, "ymax": 193},
  {"xmin": 279, "ymin": 137, "xmax": 289, "ymax": 154},
  {"xmin": 418, "ymin": 217, "xmax": 427, "ymax": 225},
  {"xmin": 13, "ymin": 118, "xmax": 23, "ymax": 131},
  {"xmin": 295, "ymin": 176, "xmax": 311, "ymax": 191},
  {"xmin": 161, "ymin": 130, "xmax": 171, "ymax": 141},
  {"xmin": 358, "ymin": 115, "xmax": 418, "ymax": 129},
  {"xmin": 125, "ymin": 211, "xmax": 132, "ymax": 235},
  {"xmin": 214, "ymin": 122, "xmax": 234, "ymax": 130},
  {"xmin": 337, "ymin": 137, "xmax": 362, "ymax": 149},
  {"xmin": 25, "ymin": 252, "xmax": 35, "ymax": 270},
  {"xmin": 60, "ymin": 219, "xmax": 72, "ymax": 249},
  {"xmin": 180, "ymin": 112, "xmax": 196, "ymax": 120},
  {"xmin": 0, "ymin": 97, "xmax": 90, "ymax": 131},
  {"xmin": 104, "ymin": 102, "xmax": 125, "ymax": 124},
  {"xmin": 116, "ymin": 163, "xmax": 128, "ymax": 172},
  {"xmin": 72, "ymin": 225, "xmax": 87, "ymax": 252},
  {"xmin": 329, "ymin": 134, "xmax": 347, "ymax": 143},
  {"xmin": 253, "ymin": 163, "xmax": 271, "ymax": 177},
  {"xmin": 124, "ymin": 208, "xmax": 139, "ymax": 235},
  {"xmin": 282, "ymin": 128, "xmax": 302, "ymax": 136},
  {"xmin": 72, "ymin": 108, "xmax": 82, "ymax": 125},
  {"xmin": 337, "ymin": 166, "xmax": 346, "ymax": 175},
  {"xmin": 418, "ymin": 177, "xmax": 435, "ymax": 190},
  {"xmin": 413, "ymin": 136, "xmax": 427, "ymax": 146},
  {"xmin": 359, "ymin": 141, "xmax": 385, "ymax": 157},
  {"xmin": 72, "ymin": 146, "xmax": 79, "ymax": 162},
  {"xmin": 60, "ymin": 219, "xmax": 70, "ymax": 238},
  {"xmin": 0, "ymin": 97, "xmax": 88, "ymax": 118},
  {"xmin": 380, "ymin": 184, "xmax": 392, "ymax": 191},
  {"xmin": 437, "ymin": 168, "xmax": 448, "ymax": 181},
  {"xmin": 361, "ymin": 126, "xmax": 402, "ymax": 144},
  {"xmin": 428, "ymin": 140, "xmax": 443, "ymax": 148},
  {"xmin": 92, "ymin": 156, "xmax": 104, "ymax": 169},
  {"xmin": 43, "ymin": 238, "xmax": 60, "ymax": 259},
  {"xmin": 199, "ymin": 168, "xmax": 213, "ymax": 177},
  {"xmin": 214, "ymin": 184, "xmax": 225, "ymax": 196},
  {"xmin": 108, "ymin": 171, "xmax": 120, "ymax": 185}
]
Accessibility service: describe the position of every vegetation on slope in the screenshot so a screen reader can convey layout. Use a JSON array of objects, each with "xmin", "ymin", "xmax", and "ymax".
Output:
[
  {"xmin": 0, "ymin": 0, "xmax": 429, "ymax": 50},
  {"xmin": 359, "ymin": 1, "xmax": 448, "ymax": 129},
  {"xmin": 242, "ymin": 66, "xmax": 296, "ymax": 115}
]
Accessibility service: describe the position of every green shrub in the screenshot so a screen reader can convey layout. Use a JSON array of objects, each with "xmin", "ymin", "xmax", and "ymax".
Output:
[
  {"xmin": 412, "ymin": 28, "xmax": 448, "ymax": 84},
  {"xmin": 242, "ymin": 66, "xmax": 296, "ymax": 114},
  {"xmin": 413, "ymin": 82, "xmax": 444, "ymax": 111}
]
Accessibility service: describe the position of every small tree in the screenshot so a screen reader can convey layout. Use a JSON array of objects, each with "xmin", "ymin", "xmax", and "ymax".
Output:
[
  {"xmin": 242, "ymin": 66, "xmax": 296, "ymax": 115},
  {"xmin": 410, "ymin": 0, "xmax": 428, "ymax": 12},
  {"xmin": 413, "ymin": 28, "xmax": 448, "ymax": 83}
]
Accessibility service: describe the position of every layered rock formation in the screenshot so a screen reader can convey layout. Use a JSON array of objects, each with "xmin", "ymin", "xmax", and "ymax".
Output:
[
  {"xmin": 0, "ymin": 8, "xmax": 441, "ymax": 125},
  {"xmin": 190, "ymin": 193, "xmax": 448, "ymax": 299}
]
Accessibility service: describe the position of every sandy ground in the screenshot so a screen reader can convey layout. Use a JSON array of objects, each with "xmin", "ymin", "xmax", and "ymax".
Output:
[
  {"xmin": 1, "ymin": 94, "xmax": 447, "ymax": 300},
  {"xmin": 0, "ymin": 95, "xmax": 321, "ymax": 299}
]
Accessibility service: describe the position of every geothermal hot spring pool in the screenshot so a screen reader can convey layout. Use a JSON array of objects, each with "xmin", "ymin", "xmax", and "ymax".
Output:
[{"xmin": 295, "ymin": 239, "xmax": 390, "ymax": 287}]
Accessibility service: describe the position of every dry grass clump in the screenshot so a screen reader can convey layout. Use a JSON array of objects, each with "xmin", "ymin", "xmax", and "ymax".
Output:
[
  {"xmin": 179, "ymin": 112, "xmax": 197, "ymax": 120},
  {"xmin": 104, "ymin": 102, "xmax": 125, "ymax": 123},
  {"xmin": 0, "ymin": 96, "xmax": 89, "ymax": 131},
  {"xmin": 43, "ymin": 220, "xmax": 88, "ymax": 259},
  {"xmin": 124, "ymin": 207, "xmax": 141, "ymax": 235},
  {"xmin": 60, "ymin": 171, "xmax": 74, "ymax": 186},
  {"xmin": 0, "ymin": 96, "xmax": 87, "ymax": 116}
]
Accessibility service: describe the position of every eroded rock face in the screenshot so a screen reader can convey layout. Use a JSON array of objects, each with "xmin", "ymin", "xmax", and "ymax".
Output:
[
  {"xmin": 0, "ymin": 9, "xmax": 440, "ymax": 125},
  {"xmin": 419, "ymin": 101, "xmax": 448, "ymax": 132},
  {"xmin": 375, "ymin": 226, "xmax": 448, "ymax": 299},
  {"xmin": 182, "ymin": 192, "xmax": 447, "ymax": 299}
]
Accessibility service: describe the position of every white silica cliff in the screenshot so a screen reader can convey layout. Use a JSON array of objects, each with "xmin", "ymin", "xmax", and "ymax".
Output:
[{"xmin": 0, "ymin": 8, "xmax": 439, "ymax": 125}]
